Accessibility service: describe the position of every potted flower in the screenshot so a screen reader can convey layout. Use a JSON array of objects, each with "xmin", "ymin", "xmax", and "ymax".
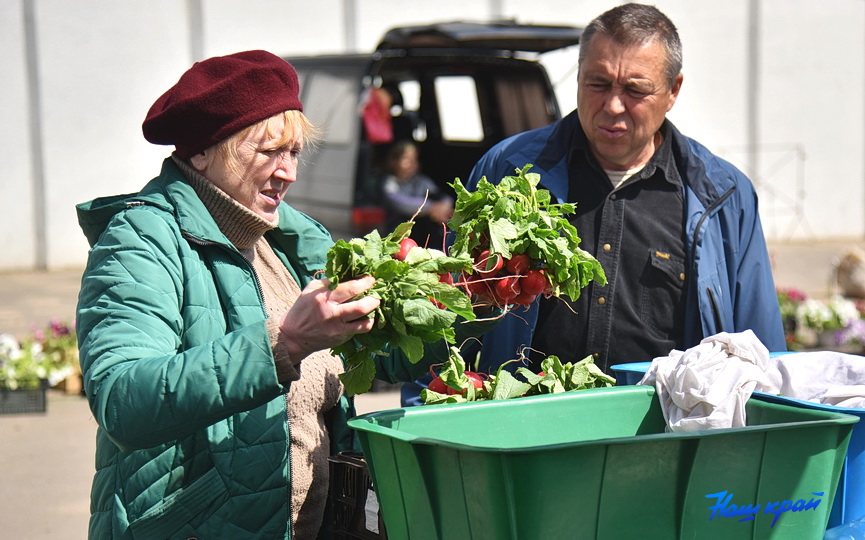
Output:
[
  {"xmin": 0, "ymin": 319, "xmax": 80, "ymax": 413},
  {"xmin": 33, "ymin": 319, "xmax": 81, "ymax": 394},
  {"xmin": 795, "ymin": 295, "xmax": 861, "ymax": 348}
]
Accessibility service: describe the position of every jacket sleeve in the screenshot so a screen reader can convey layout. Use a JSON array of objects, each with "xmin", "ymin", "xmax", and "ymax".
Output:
[
  {"xmin": 729, "ymin": 183, "xmax": 788, "ymax": 351},
  {"xmin": 76, "ymin": 207, "xmax": 283, "ymax": 451}
]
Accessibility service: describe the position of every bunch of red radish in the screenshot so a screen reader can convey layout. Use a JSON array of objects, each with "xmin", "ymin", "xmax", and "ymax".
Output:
[
  {"xmin": 394, "ymin": 237, "xmax": 549, "ymax": 308},
  {"xmin": 459, "ymin": 249, "xmax": 550, "ymax": 306}
]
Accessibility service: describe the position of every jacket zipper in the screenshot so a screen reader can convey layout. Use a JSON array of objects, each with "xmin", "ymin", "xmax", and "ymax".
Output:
[
  {"xmin": 183, "ymin": 231, "xmax": 294, "ymax": 537},
  {"xmin": 688, "ymin": 185, "xmax": 735, "ymax": 335},
  {"xmin": 688, "ymin": 185, "xmax": 735, "ymax": 266}
]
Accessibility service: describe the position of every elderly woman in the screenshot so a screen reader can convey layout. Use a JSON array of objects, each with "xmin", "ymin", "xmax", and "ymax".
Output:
[{"xmin": 76, "ymin": 50, "xmax": 492, "ymax": 539}]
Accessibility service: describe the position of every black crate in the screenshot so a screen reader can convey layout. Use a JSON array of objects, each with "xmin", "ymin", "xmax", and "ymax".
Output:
[
  {"xmin": 0, "ymin": 379, "xmax": 48, "ymax": 415},
  {"xmin": 368, "ymin": 380, "xmax": 402, "ymax": 393},
  {"xmin": 328, "ymin": 451, "xmax": 387, "ymax": 540}
]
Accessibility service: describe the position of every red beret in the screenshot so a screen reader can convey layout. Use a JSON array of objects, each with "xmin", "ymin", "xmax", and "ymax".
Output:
[{"xmin": 142, "ymin": 50, "xmax": 303, "ymax": 159}]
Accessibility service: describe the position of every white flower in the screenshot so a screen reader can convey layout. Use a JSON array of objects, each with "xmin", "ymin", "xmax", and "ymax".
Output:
[
  {"xmin": 796, "ymin": 299, "xmax": 833, "ymax": 331},
  {"xmin": 27, "ymin": 341, "xmax": 44, "ymax": 357},
  {"xmin": 0, "ymin": 333, "xmax": 20, "ymax": 357},
  {"xmin": 827, "ymin": 295, "xmax": 860, "ymax": 327},
  {"xmin": 47, "ymin": 365, "xmax": 73, "ymax": 386},
  {"xmin": 3, "ymin": 365, "xmax": 19, "ymax": 390}
]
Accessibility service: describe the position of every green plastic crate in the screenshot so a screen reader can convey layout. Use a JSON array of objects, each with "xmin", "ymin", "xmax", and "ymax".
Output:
[{"xmin": 348, "ymin": 386, "xmax": 858, "ymax": 539}]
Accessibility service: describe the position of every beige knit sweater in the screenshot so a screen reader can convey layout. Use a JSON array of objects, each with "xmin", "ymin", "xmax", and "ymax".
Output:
[{"xmin": 176, "ymin": 156, "xmax": 344, "ymax": 538}]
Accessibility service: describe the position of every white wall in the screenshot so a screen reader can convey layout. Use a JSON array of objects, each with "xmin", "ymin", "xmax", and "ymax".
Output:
[
  {"xmin": 1, "ymin": 1, "xmax": 37, "ymax": 267},
  {"xmin": 753, "ymin": 0, "xmax": 865, "ymax": 240},
  {"xmin": 2, "ymin": 0, "xmax": 864, "ymax": 270}
]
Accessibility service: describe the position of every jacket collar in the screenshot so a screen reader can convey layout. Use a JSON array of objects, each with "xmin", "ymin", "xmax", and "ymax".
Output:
[
  {"xmin": 666, "ymin": 121, "xmax": 735, "ymax": 210},
  {"xmin": 529, "ymin": 110, "xmax": 734, "ymax": 212}
]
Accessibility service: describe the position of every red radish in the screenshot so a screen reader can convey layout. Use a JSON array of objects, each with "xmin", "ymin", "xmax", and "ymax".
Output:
[
  {"xmin": 464, "ymin": 371, "xmax": 485, "ymax": 391},
  {"xmin": 395, "ymin": 237, "xmax": 418, "ymax": 261},
  {"xmin": 438, "ymin": 272, "xmax": 454, "ymax": 285},
  {"xmin": 427, "ymin": 365, "xmax": 456, "ymax": 394},
  {"xmin": 511, "ymin": 291, "xmax": 538, "ymax": 305},
  {"xmin": 506, "ymin": 253, "xmax": 530, "ymax": 275},
  {"xmin": 428, "ymin": 365, "xmax": 485, "ymax": 396},
  {"xmin": 428, "ymin": 374, "xmax": 451, "ymax": 394},
  {"xmin": 494, "ymin": 275, "xmax": 520, "ymax": 302},
  {"xmin": 429, "ymin": 297, "xmax": 446, "ymax": 309},
  {"xmin": 454, "ymin": 371, "xmax": 486, "ymax": 396},
  {"xmin": 475, "ymin": 249, "xmax": 503, "ymax": 277},
  {"xmin": 461, "ymin": 273, "xmax": 487, "ymax": 297},
  {"xmin": 520, "ymin": 269, "xmax": 547, "ymax": 295},
  {"xmin": 430, "ymin": 376, "xmax": 465, "ymax": 395}
]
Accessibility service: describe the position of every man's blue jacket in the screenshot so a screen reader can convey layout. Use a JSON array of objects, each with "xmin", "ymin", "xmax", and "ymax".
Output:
[{"xmin": 466, "ymin": 110, "xmax": 787, "ymax": 373}]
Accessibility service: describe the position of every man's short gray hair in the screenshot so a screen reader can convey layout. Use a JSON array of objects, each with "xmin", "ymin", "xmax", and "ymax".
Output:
[{"xmin": 579, "ymin": 3, "xmax": 683, "ymax": 89}]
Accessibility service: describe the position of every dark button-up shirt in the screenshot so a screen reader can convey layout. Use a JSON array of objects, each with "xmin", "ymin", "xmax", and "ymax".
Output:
[{"xmin": 530, "ymin": 121, "xmax": 687, "ymax": 373}]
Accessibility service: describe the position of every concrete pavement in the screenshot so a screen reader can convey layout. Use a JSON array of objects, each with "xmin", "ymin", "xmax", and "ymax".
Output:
[{"xmin": 1, "ymin": 238, "xmax": 864, "ymax": 539}]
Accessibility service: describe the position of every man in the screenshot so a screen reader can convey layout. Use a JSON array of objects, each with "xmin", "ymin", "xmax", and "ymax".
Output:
[{"xmin": 402, "ymin": 3, "xmax": 785, "ymax": 405}]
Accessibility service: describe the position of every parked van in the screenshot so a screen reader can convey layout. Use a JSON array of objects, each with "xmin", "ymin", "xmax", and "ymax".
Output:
[{"xmin": 285, "ymin": 20, "xmax": 582, "ymax": 240}]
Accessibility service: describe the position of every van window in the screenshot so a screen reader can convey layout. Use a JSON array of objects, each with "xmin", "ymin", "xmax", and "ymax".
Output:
[
  {"xmin": 494, "ymin": 75, "xmax": 554, "ymax": 136},
  {"xmin": 396, "ymin": 80, "xmax": 426, "ymax": 141},
  {"xmin": 434, "ymin": 75, "xmax": 484, "ymax": 143},
  {"xmin": 300, "ymin": 71, "xmax": 357, "ymax": 145},
  {"xmin": 398, "ymin": 80, "xmax": 421, "ymax": 113}
]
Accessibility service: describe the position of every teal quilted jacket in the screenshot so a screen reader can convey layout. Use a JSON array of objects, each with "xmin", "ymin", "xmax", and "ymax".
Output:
[{"xmin": 76, "ymin": 158, "xmax": 472, "ymax": 539}]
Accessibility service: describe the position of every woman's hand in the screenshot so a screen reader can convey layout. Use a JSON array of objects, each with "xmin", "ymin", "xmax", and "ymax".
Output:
[{"xmin": 278, "ymin": 275, "xmax": 380, "ymax": 365}]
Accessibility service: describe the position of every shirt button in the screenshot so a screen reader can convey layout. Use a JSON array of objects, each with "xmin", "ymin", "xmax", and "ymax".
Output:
[
  {"xmin": 679, "ymin": 273, "xmax": 686, "ymax": 281},
  {"xmin": 610, "ymin": 193, "xmax": 618, "ymax": 200},
  {"xmin": 603, "ymin": 243, "xmax": 612, "ymax": 251},
  {"xmin": 597, "ymin": 297, "xmax": 606, "ymax": 305},
  {"xmin": 593, "ymin": 352, "xmax": 600, "ymax": 359}
]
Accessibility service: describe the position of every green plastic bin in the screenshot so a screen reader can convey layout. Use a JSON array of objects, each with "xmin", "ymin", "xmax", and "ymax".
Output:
[{"xmin": 348, "ymin": 386, "xmax": 857, "ymax": 539}]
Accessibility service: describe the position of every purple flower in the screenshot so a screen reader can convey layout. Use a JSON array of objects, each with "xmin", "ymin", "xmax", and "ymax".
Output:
[
  {"xmin": 836, "ymin": 319, "xmax": 865, "ymax": 346},
  {"xmin": 50, "ymin": 318, "xmax": 70, "ymax": 337}
]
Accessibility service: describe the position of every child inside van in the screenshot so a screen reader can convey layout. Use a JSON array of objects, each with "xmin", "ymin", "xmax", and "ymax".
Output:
[{"xmin": 382, "ymin": 140, "xmax": 454, "ymax": 249}]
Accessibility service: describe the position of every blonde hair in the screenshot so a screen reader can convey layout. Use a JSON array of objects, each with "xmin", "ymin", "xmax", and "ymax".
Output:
[{"xmin": 209, "ymin": 110, "xmax": 322, "ymax": 177}]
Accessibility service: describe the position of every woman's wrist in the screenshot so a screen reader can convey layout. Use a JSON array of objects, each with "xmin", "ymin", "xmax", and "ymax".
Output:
[{"xmin": 267, "ymin": 318, "xmax": 301, "ymax": 382}]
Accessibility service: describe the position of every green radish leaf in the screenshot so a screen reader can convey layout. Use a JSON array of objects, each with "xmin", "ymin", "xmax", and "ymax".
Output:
[
  {"xmin": 488, "ymin": 370, "xmax": 531, "ymax": 400},
  {"xmin": 400, "ymin": 298, "xmax": 457, "ymax": 332},
  {"xmin": 339, "ymin": 359, "xmax": 378, "ymax": 395},
  {"xmin": 396, "ymin": 333, "xmax": 425, "ymax": 364}
]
